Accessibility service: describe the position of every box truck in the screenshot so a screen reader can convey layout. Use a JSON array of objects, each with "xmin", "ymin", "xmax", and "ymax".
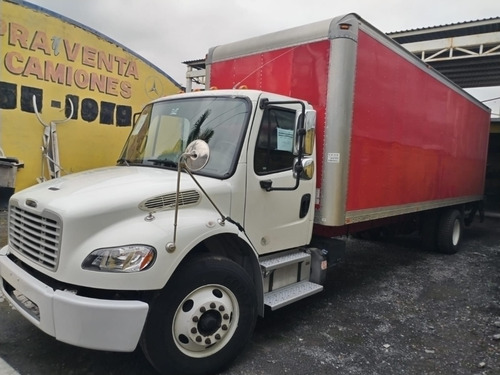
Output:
[{"xmin": 0, "ymin": 13, "xmax": 490, "ymax": 375}]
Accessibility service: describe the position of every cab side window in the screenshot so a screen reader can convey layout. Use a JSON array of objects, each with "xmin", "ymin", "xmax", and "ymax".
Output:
[{"xmin": 254, "ymin": 107, "xmax": 295, "ymax": 175}]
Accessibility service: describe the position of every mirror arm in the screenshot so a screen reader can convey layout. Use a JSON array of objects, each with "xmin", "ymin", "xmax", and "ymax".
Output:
[
  {"xmin": 167, "ymin": 140, "xmax": 245, "ymax": 252},
  {"xmin": 260, "ymin": 160, "xmax": 302, "ymax": 192},
  {"xmin": 167, "ymin": 141, "xmax": 211, "ymax": 253},
  {"xmin": 259, "ymin": 101, "xmax": 307, "ymax": 192},
  {"xmin": 167, "ymin": 160, "xmax": 184, "ymax": 253},
  {"xmin": 184, "ymin": 167, "xmax": 226, "ymax": 219},
  {"xmin": 184, "ymin": 167, "xmax": 245, "ymax": 231},
  {"xmin": 259, "ymin": 98, "xmax": 269, "ymax": 109}
]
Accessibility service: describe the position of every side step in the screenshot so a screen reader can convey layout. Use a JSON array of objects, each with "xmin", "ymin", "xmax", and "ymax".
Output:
[
  {"xmin": 260, "ymin": 251, "xmax": 310, "ymax": 273},
  {"xmin": 264, "ymin": 281, "xmax": 323, "ymax": 311}
]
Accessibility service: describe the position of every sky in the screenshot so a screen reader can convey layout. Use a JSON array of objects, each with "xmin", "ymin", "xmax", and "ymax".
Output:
[{"xmin": 23, "ymin": 0, "xmax": 500, "ymax": 116}]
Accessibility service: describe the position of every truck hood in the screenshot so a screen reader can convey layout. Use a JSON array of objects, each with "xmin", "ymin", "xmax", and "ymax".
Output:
[
  {"xmin": 7, "ymin": 167, "xmax": 236, "ymax": 289},
  {"xmin": 12, "ymin": 166, "xmax": 230, "ymax": 217}
]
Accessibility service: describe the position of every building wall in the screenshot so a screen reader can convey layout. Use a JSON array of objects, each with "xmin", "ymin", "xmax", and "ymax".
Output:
[{"xmin": 0, "ymin": 0, "xmax": 181, "ymax": 191}]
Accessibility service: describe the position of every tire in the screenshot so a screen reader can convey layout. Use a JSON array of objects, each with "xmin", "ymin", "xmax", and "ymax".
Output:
[
  {"xmin": 436, "ymin": 209, "xmax": 463, "ymax": 254},
  {"xmin": 141, "ymin": 256, "xmax": 257, "ymax": 375}
]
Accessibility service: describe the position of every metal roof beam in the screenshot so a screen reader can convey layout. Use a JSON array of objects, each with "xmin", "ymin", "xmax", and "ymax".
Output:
[{"xmin": 402, "ymin": 31, "xmax": 500, "ymax": 62}]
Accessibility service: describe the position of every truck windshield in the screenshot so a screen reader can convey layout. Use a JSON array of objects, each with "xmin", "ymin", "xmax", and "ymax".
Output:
[{"xmin": 118, "ymin": 96, "xmax": 251, "ymax": 178}]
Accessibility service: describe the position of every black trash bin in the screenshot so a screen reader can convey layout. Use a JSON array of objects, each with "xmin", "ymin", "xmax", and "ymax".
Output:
[{"xmin": 0, "ymin": 157, "xmax": 24, "ymax": 209}]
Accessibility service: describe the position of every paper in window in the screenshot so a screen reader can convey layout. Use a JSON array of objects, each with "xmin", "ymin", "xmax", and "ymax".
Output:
[{"xmin": 277, "ymin": 128, "xmax": 294, "ymax": 152}]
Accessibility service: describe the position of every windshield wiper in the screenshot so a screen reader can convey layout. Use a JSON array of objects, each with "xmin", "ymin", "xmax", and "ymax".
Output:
[{"xmin": 147, "ymin": 158, "xmax": 178, "ymax": 168}]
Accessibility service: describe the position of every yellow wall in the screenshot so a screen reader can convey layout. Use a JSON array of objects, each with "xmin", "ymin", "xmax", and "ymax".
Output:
[{"xmin": 0, "ymin": 0, "xmax": 181, "ymax": 190}]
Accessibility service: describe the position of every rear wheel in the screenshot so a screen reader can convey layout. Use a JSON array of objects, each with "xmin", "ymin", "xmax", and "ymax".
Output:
[
  {"xmin": 436, "ymin": 209, "xmax": 463, "ymax": 254},
  {"xmin": 141, "ymin": 256, "xmax": 257, "ymax": 375}
]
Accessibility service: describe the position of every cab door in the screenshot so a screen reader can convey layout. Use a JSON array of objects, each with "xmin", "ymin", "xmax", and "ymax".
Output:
[{"xmin": 244, "ymin": 101, "xmax": 315, "ymax": 255}]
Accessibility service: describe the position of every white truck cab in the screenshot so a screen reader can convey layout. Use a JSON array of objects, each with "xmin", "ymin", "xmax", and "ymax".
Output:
[{"xmin": 0, "ymin": 89, "xmax": 322, "ymax": 375}]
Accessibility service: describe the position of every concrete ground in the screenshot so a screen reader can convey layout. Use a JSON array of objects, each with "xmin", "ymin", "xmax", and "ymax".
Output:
[{"xmin": 1, "ymin": 209, "xmax": 499, "ymax": 375}]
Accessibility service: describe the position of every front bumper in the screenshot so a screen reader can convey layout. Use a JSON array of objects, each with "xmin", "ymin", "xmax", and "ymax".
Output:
[{"xmin": 0, "ymin": 245, "xmax": 149, "ymax": 352}]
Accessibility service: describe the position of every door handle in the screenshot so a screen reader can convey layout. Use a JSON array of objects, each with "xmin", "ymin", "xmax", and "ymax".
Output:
[{"xmin": 299, "ymin": 194, "xmax": 311, "ymax": 218}]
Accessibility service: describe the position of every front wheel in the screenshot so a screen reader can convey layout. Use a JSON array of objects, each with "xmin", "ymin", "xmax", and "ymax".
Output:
[{"xmin": 141, "ymin": 256, "xmax": 257, "ymax": 375}]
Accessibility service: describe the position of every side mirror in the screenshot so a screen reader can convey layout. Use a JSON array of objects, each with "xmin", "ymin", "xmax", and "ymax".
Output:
[
  {"xmin": 294, "ymin": 109, "xmax": 316, "ymax": 156},
  {"xmin": 294, "ymin": 157, "xmax": 315, "ymax": 180},
  {"xmin": 183, "ymin": 140, "xmax": 210, "ymax": 171},
  {"xmin": 303, "ymin": 110, "xmax": 316, "ymax": 156}
]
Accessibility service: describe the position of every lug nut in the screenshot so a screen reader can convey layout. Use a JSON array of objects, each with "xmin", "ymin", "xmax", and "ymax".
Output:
[
  {"xmin": 223, "ymin": 314, "xmax": 229, "ymax": 320},
  {"xmin": 221, "ymin": 324, "xmax": 228, "ymax": 331},
  {"xmin": 192, "ymin": 316, "xmax": 199, "ymax": 323},
  {"xmin": 219, "ymin": 306, "xmax": 225, "ymax": 311},
  {"xmin": 200, "ymin": 306, "xmax": 206, "ymax": 313},
  {"xmin": 205, "ymin": 338, "xmax": 211, "ymax": 345},
  {"xmin": 196, "ymin": 336, "xmax": 202, "ymax": 343},
  {"xmin": 215, "ymin": 334, "xmax": 221, "ymax": 340},
  {"xmin": 210, "ymin": 302, "xmax": 216, "ymax": 309},
  {"xmin": 191, "ymin": 327, "xmax": 197, "ymax": 334}
]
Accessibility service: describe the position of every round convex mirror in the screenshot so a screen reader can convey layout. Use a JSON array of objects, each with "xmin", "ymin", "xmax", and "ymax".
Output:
[{"xmin": 183, "ymin": 140, "xmax": 210, "ymax": 171}]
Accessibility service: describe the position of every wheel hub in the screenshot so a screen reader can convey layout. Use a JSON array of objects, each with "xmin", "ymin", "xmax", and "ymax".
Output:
[
  {"xmin": 173, "ymin": 285, "xmax": 237, "ymax": 356},
  {"xmin": 187, "ymin": 299, "xmax": 231, "ymax": 346},
  {"xmin": 198, "ymin": 309, "xmax": 222, "ymax": 336}
]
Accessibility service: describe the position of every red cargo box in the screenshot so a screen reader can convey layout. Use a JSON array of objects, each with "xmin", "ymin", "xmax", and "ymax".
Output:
[{"xmin": 207, "ymin": 13, "xmax": 490, "ymax": 231}]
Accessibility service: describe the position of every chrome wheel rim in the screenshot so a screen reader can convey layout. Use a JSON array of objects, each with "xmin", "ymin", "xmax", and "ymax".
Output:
[{"xmin": 172, "ymin": 284, "xmax": 239, "ymax": 358}]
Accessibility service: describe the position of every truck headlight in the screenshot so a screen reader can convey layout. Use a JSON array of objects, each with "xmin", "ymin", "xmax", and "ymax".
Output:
[{"xmin": 82, "ymin": 245, "xmax": 156, "ymax": 272}]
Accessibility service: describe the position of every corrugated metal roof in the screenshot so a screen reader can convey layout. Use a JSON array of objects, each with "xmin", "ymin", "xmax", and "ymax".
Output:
[
  {"xmin": 388, "ymin": 17, "xmax": 500, "ymax": 43},
  {"xmin": 389, "ymin": 17, "xmax": 500, "ymax": 88},
  {"xmin": 182, "ymin": 59, "xmax": 206, "ymax": 70}
]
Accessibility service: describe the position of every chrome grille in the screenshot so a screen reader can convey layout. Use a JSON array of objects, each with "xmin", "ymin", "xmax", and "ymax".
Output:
[
  {"xmin": 9, "ymin": 206, "xmax": 61, "ymax": 271},
  {"xmin": 139, "ymin": 190, "xmax": 201, "ymax": 212}
]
